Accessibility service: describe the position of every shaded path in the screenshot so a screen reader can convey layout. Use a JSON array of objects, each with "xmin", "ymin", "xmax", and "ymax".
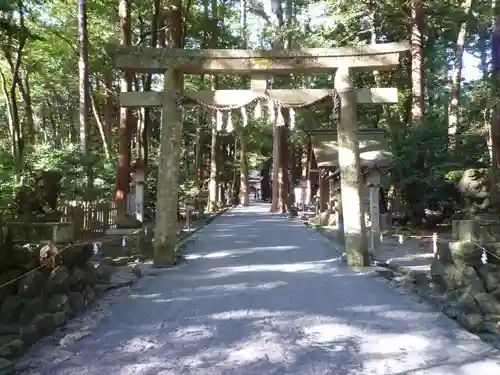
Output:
[{"xmin": 25, "ymin": 204, "xmax": 500, "ymax": 374}]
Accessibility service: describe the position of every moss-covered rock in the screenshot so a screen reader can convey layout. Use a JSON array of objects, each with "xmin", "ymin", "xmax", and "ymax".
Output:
[
  {"xmin": 19, "ymin": 325, "xmax": 39, "ymax": 345},
  {"xmin": 68, "ymin": 267, "xmax": 85, "ymax": 289},
  {"xmin": 19, "ymin": 297, "xmax": 44, "ymax": 326},
  {"xmin": 48, "ymin": 294, "xmax": 69, "ymax": 314},
  {"xmin": 46, "ymin": 265, "xmax": 69, "ymax": 295},
  {"xmin": 31, "ymin": 313, "xmax": 55, "ymax": 335},
  {"xmin": 0, "ymin": 337, "xmax": 24, "ymax": 359},
  {"xmin": 0, "ymin": 357, "xmax": 14, "ymax": 375},
  {"xmin": 0, "ymin": 297, "xmax": 24, "ymax": 324},
  {"xmin": 52, "ymin": 312, "xmax": 66, "ymax": 327},
  {"xmin": 67, "ymin": 292, "xmax": 85, "ymax": 315},
  {"xmin": 17, "ymin": 270, "xmax": 44, "ymax": 298}
]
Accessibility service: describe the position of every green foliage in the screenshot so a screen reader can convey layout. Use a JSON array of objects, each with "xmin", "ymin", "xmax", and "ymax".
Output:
[
  {"xmin": 0, "ymin": 142, "xmax": 116, "ymax": 204},
  {"xmin": 0, "ymin": 0, "xmax": 496, "ymax": 223}
]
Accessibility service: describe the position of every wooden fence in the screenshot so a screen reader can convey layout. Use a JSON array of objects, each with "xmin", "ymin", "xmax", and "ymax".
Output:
[{"xmin": 58, "ymin": 200, "xmax": 118, "ymax": 241}]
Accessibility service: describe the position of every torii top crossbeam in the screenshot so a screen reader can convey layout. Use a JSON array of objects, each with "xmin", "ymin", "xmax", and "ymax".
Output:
[{"xmin": 110, "ymin": 42, "xmax": 409, "ymax": 74}]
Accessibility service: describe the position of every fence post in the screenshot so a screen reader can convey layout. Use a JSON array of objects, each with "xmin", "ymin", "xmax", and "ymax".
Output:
[{"xmin": 103, "ymin": 202, "xmax": 110, "ymax": 231}]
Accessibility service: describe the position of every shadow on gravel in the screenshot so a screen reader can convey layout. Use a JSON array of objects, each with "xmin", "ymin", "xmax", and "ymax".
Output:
[{"xmin": 26, "ymin": 205, "xmax": 500, "ymax": 375}]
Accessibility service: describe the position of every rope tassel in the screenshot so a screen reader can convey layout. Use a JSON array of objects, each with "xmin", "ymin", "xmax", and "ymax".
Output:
[
  {"xmin": 241, "ymin": 106, "xmax": 248, "ymax": 127},
  {"xmin": 268, "ymin": 99, "xmax": 275, "ymax": 123},
  {"xmin": 276, "ymin": 106, "xmax": 284, "ymax": 126},
  {"xmin": 216, "ymin": 110, "xmax": 223, "ymax": 131},
  {"xmin": 254, "ymin": 100, "xmax": 262, "ymax": 119},
  {"xmin": 289, "ymin": 108, "xmax": 296, "ymax": 129},
  {"xmin": 226, "ymin": 111, "xmax": 234, "ymax": 132}
]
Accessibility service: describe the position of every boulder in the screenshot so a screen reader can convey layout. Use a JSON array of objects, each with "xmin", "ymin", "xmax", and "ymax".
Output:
[
  {"xmin": 0, "ymin": 271, "xmax": 21, "ymax": 305},
  {"xmin": 19, "ymin": 325, "xmax": 39, "ymax": 345},
  {"xmin": 407, "ymin": 270, "xmax": 428, "ymax": 284},
  {"xmin": 0, "ymin": 357, "xmax": 14, "ymax": 375},
  {"xmin": 82, "ymin": 285, "xmax": 96, "ymax": 305},
  {"xmin": 431, "ymin": 260, "xmax": 484, "ymax": 293},
  {"xmin": 52, "ymin": 312, "xmax": 66, "ymax": 327},
  {"xmin": 131, "ymin": 264, "xmax": 142, "ymax": 278},
  {"xmin": 492, "ymin": 287, "xmax": 500, "ymax": 300},
  {"xmin": 17, "ymin": 271, "xmax": 44, "ymax": 298},
  {"xmin": 10, "ymin": 245, "xmax": 36, "ymax": 271},
  {"xmin": 457, "ymin": 313, "xmax": 483, "ymax": 332},
  {"xmin": 68, "ymin": 267, "xmax": 85, "ymax": 289},
  {"xmin": 476, "ymin": 264, "xmax": 500, "ymax": 293},
  {"xmin": 45, "ymin": 266, "xmax": 69, "ymax": 295},
  {"xmin": 115, "ymin": 215, "xmax": 142, "ymax": 229},
  {"xmin": 474, "ymin": 292, "xmax": 500, "ymax": 315},
  {"xmin": 430, "ymin": 258, "xmax": 446, "ymax": 285},
  {"xmin": 60, "ymin": 244, "xmax": 93, "ymax": 268},
  {"xmin": 0, "ymin": 297, "xmax": 24, "ymax": 324},
  {"xmin": 67, "ymin": 292, "xmax": 85, "ymax": 315},
  {"xmin": 483, "ymin": 314, "xmax": 500, "ymax": 334},
  {"xmin": 30, "ymin": 313, "xmax": 55, "ymax": 335},
  {"xmin": 435, "ymin": 241, "xmax": 453, "ymax": 265},
  {"xmin": 48, "ymin": 294, "xmax": 69, "ymax": 314},
  {"xmin": 455, "ymin": 287, "xmax": 479, "ymax": 312},
  {"xmin": 448, "ymin": 241, "xmax": 483, "ymax": 267},
  {"xmin": 95, "ymin": 264, "xmax": 113, "ymax": 283},
  {"xmin": 484, "ymin": 242, "xmax": 500, "ymax": 265},
  {"xmin": 0, "ymin": 337, "xmax": 23, "ymax": 359},
  {"xmin": 19, "ymin": 297, "xmax": 44, "ymax": 326},
  {"xmin": 82, "ymin": 264, "xmax": 98, "ymax": 284},
  {"xmin": 483, "ymin": 320, "xmax": 500, "ymax": 334}
]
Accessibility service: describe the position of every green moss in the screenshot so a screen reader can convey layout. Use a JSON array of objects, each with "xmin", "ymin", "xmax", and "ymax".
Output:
[{"xmin": 153, "ymin": 242, "xmax": 176, "ymax": 268}]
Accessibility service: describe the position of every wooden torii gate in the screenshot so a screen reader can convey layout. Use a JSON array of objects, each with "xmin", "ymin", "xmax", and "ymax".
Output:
[{"xmin": 112, "ymin": 42, "xmax": 409, "ymax": 267}]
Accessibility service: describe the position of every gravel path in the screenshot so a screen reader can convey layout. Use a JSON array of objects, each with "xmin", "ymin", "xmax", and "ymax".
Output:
[{"xmin": 22, "ymin": 204, "xmax": 500, "ymax": 374}]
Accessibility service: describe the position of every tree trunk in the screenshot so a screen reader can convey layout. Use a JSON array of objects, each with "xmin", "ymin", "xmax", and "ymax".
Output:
[
  {"xmin": 0, "ymin": 69, "xmax": 17, "ymax": 162},
  {"xmin": 89, "ymin": 83, "xmax": 111, "ymax": 160},
  {"xmin": 410, "ymin": 0, "xmax": 425, "ymax": 124},
  {"xmin": 2, "ymin": 1, "xmax": 27, "ymax": 176},
  {"xmin": 490, "ymin": 0, "xmax": 500, "ymax": 202},
  {"xmin": 448, "ymin": 0, "xmax": 474, "ymax": 151},
  {"xmin": 368, "ymin": 0, "xmax": 392, "ymax": 129},
  {"xmin": 103, "ymin": 74, "xmax": 115, "ymax": 149},
  {"xmin": 406, "ymin": 0, "xmax": 426, "ymax": 224},
  {"xmin": 18, "ymin": 70, "xmax": 36, "ymax": 144},
  {"xmin": 261, "ymin": 158, "xmax": 272, "ymax": 202},
  {"xmin": 78, "ymin": 0, "xmax": 92, "ymax": 189},
  {"xmin": 115, "ymin": 0, "xmax": 134, "ymax": 215},
  {"xmin": 142, "ymin": 0, "xmax": 161, "ymax": 171}
]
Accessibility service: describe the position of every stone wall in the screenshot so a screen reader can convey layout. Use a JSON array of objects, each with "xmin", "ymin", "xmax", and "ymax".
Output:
[
  {"xmin": 431, "ymin": 239, "xmax": 500, "ymax": 333},
  {"xmin": 0, "ymin": 243, "xmax": 114, "ymax": 373}
]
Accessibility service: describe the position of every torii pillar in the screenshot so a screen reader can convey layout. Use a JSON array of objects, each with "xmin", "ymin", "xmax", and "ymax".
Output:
[{"xmin": 334, "ymin": 67, "xmax": 370, "ymax": 266}]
